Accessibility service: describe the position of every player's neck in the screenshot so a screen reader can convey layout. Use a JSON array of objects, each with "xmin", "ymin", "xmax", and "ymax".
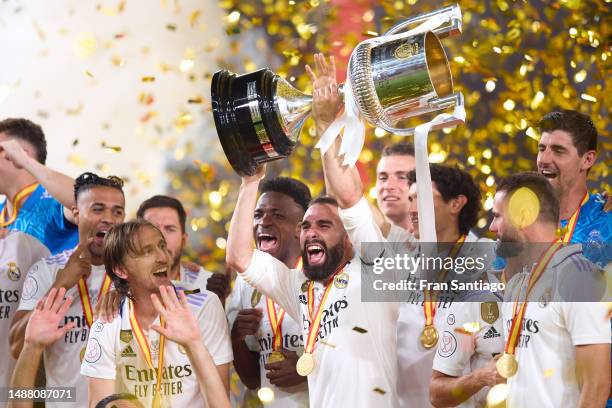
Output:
[
  {"xmin": 524, "ymin": 226, "xmax": 559, "ymax": 264},
  {"xmin": 132, "ymin": 291, "xmax": 159, "ymax": 330},
  {"xmin": 281, "ymin": 247, "xmax": 302, "ymax": 269},
  {"xmin": 559, "ymin": 183, "xmax": 588, "ymax": 220},
  {"xmin": 389, "ymin": 213, "xmax": 412, "ymax": 231},
  {"xmin": 2, "ymin": 174, "xmax": 37, "ymax": 212},
  {"xmin": 436, "ymin": 222, "xmax": 461, "ymax": 243}
]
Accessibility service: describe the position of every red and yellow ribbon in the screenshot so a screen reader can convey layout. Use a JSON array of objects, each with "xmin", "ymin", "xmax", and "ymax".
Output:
[
  {"xmin": 561, "ymin": 192, "xmax": 589, "ymax": 244},
  {"xmin": 264, "ymin": 257, "xmax": 301, "ymax": 351},
  {"xmin": 129, "ymin": 299, "xmax": 166, "ymax": 406},
  {"xmin": 303, "ymin": 261, "xmax": 346, "ymax": 356},
  {"xmin": 422, "ymin": 235, "xmax": 466, "ymax": 327},
  {"xmin": 0, "ymin": 183, "xmax": 39, "ymax": 227},
  {"xmin": 504, "ymin": 240, "xmax": 563, "ymax": 357},
  {"xmin": 78, "ymin": 275, "xmax": 113, "ymax": 328}
]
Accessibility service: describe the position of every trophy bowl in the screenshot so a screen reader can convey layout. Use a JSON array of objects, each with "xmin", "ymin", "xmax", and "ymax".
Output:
[{"xmin": 211, "ymin": 68, "xmax": 312, "ymax": 176}]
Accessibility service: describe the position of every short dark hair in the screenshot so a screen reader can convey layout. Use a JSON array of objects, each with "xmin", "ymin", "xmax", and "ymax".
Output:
[
  {"xmin": 260, "ymin": 177, "xmax": 312, "ymax": 212},
  {"xmin": 74, "ymin": 172, "xmax": 124, "ymax": 203},
  {"xmin": 104, "ymin": 220, "xmax": 162, "ymax": 299},
  {"xmin": 497, "ymin": 171, "xmax": 560, "ymax": 225},
  {"xmin": 309, "ymin": 195, "xmax": 339, "ymax": 208},
  {"xmin": 538, "ymin": 109, "xmax": 597, "ymax": 155},
  {"xmin": 137, "ymin": 195, "xmax": 187, "ymax": 233},
  {"xmin": 382, "ymin": 143, "xmax": 415, "ymax": 157},
  {"xmin": 0, "ymin": 118, "xmax": 47, "ymax": 164},
  {"xmin": 407, "ymin": 164, "xmax": 481, "ymax": 235}
]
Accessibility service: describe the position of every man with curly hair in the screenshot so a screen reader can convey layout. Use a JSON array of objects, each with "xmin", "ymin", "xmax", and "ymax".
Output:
[{"xmin": 9, "ymin": 172, "xmax": 126, "ymax": 408}]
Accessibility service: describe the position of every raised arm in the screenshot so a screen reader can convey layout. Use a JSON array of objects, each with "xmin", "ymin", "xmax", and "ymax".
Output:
[
  {"xmin": 226, "ymin": 165, "xmax": 265, "ymax": 272},
  {"xmin": 151, "ymin": 286, "xmax": 231, "ymax": 408},
  {"xmin": 0, "ymin": 139, "xmax": 75, "ymax": 220}
]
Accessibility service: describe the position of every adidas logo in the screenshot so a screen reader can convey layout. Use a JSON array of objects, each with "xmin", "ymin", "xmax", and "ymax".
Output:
[
  {"xmin": 121, "ymin": 345, "xmax": 136, "ymax": 357},
  {"xmin": 483, "ymin": 326, "xmax": 501, "ymax": 339}
]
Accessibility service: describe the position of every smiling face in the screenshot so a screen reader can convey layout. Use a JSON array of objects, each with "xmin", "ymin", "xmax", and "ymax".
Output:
[
  {"xmin": 376, "ymin": 154, "xmax": 415, "ymax": 225},
  {"xmin": 73, "ymin": 186, "xmax": 125, "ymax": 258},
  {"xmin": 537, "ymin": 129, "xmax": 592, "ymax": 196},
  {"xmin": 299, "ymin": 203, "xmax": 349, "ymax": 281},
  {"xmin": 407, "ymin": 182, "xmax": 454, "ymax": 239},
  {"xmin": 119, "ymin": 225, "xmax": 172, "ymax": 294},
  {"xmin": 253, "ymin": 192, "xmax": 304, "ymax": 264}
]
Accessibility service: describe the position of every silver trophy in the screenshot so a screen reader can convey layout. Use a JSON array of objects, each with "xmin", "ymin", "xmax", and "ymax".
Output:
[{"xmin": 211, "ymin": 4, "xmax": 464, "ymax": 175}]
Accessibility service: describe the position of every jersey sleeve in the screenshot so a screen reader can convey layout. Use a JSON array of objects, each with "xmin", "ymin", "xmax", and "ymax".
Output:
[
  {"xmin": 17, "ymin": 259, "xmax": 55, "ymax": 311},
  {"xmin": 198, "ymin": 292, "xmax": 233, "ymax": 365},
  {"xmin": 80, "ymin": 318, "xmax": 119, "ymax": 380},
  {"xmin": 558, "ymin": 302, "xmax": 611, "ymax": 346},
  {"xmin": 432, "ymin": 303, "xmax": 476, "ymax": 377},
  {"xmin": 338, "ymin": 197, "xmax": 387, "ymax": 251},
  {"xmin": 241, "ymin": 250, "xmax": 301, "ymax": 322}
]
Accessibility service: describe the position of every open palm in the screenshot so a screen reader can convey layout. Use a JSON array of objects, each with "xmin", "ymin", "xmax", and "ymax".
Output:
[
  {"xmin": 150, "ymin": 285, "xmax": 201, "ymax": 347},
  {"xmin": 26, "ymin": 287, "xmax": 76, "ymax": 347}
]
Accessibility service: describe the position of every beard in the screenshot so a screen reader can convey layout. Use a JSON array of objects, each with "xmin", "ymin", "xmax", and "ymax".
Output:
[
  {"xmin": 302, "ymin": 241, "xmax": 345, "ymax": 282},
  {"xmin": 494, "ymin": 232, "xmax": 524, "ymax": 258}
]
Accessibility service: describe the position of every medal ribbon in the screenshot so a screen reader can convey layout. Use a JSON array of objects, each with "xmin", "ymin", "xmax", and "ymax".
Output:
[
  {"xmin": 129, "ymin": 299, "xmax": 166, "ymax": 403},
  {"xmin": 422, "ymin": 235, "xmax": 466, "ymax": 326},
  {"xmin": 78, "ymin": 274, "xmax": 113, "ymax": 327},
  {"xmin": 264, "ymin": 258, "xmax": 301, "ymax": 351},
  {"xmin": 504, "ymin": 240, "xmax": 563, "ymax": 356},
  {"xmin": 0, "ymin": 183, "xmax": 39, "ymax": 227},
  {"xmin": 304, "ymin": 261, "xmax": 347, "ymax": 355},
  {"xmin": 561, "ymin": 192, "xmax": 589, "ymax": 243}
]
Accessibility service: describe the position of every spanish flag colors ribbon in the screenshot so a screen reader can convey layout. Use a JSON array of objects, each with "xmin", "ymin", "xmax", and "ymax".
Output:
[
  {"xmin": 78, "ymin": 275, "xmax": 112, "ymax": 328},
  {"xmin": 265, "ymin": 257, "xmax": 302, "ymax": 351},
  {"xmin": 129, "ymin": 299, "xmax": 166, "ymax": 408},
  {"xmin": 560, "ymin": 192, "xmax": 589, "ymax": 244},
  {"xmin": 504, "ymin": 240, "xmax": 563, "ymax": 358},
  {"xmin": 0, "ymin": 183, "xmax": 39, "ymax": 227}
]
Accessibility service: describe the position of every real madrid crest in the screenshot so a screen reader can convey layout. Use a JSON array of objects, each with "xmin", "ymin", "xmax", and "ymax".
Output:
[
  {"xmin": 334, "ymin": 272, "xmax": 349, "ymax": 289},
  {"xmin": 251, "ymin": 290, "xmax": 262, "ymax": 307},
  {"xmin": 538, "ymin": 289, "xmax": 551, "ymax": 308},
  {"xmin": 7, "ymin": 262, "xmax": 21, "ymax": 282}
]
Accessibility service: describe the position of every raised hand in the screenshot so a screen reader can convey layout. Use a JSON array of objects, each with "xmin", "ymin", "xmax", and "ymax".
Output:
[
  {"xmin": 54, "ymin": 238, "xmax": 94, "ymax": 290},
  {"xmin": 231, "ymin": 308, "xmax": 262, "ymax": 342},
  {"xmin": 26, "ymin": 287, "xmax": 76, "ymax": 348},
  {"xmin": 206, "ymin": 273, "xmax": 230, "ymax": 305},
  {"xmin": 264, "ymin": 349, "xmax": 306, "ymax": 387},
  {"xmin": 150, "ymin": 285, "xmax": 202, "ymax": 348},
  {"xmin": 306, "ymin": 53, "xmax": 342, "ymax": 132},
  {"xmin": 0, "ymin": 139, "xmax": 33, "ymax": 170}
]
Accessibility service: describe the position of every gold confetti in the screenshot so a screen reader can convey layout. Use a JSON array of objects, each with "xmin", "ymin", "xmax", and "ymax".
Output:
[
  {"xmin": 188, "ymin": 97, "xmax": 203, "ymax": 104},
  {"xmin": 166, "ymin": 24, "xmax": 177, "ymax": 31},
  {"xmin": 85, "ymin": 71, "xmax": 95, "ymax": 78},
  {"xmin": 101, "ymin": 141, "xmax": 122, "ymax": 153},
  {"xmin": 319, "ymin": 340, "xmax": 336, "ymax": 348},
  {"xmin": 352, "ymin": 326, "xmax": 368, "ymax": 334},
  {"xmin": 66, "ymin": 103, "xmax": 83, "ymax": 116},
  {"xmin": 373, "ymin": 388, "xmax": 386, "ymax": 395},
  {"xmin": 141, "ymin": 76, "xmax": 155, "ymax": 82},
  {"xmin": 189, "ymin": 10, "xmax": 202, "ymax": 27}
]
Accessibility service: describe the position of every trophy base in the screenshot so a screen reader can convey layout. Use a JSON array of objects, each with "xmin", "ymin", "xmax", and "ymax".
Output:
[{"xmin": 211, "ymin": 69, "xmax": 297, "ymax": 176}]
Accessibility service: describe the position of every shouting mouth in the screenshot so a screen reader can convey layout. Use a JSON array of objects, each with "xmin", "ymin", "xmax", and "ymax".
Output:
[
  {"xmin": 305, "ymin": 242, "xmax": 326, "ymax": 265},
  {"xmin": 257, "ymin": 233, "xmax": 278, "ymax": 253},
  {"xmin": 152, "ymin": 266, "xmax": 169, "ymax": 279},
  {"xmin": 539, "ymin": 168, "xmax": 558, "ymax": 180}
]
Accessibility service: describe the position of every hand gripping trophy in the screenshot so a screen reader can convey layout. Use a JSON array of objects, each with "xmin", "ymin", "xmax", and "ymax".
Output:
[{"xmin": 211, "ymin": 4, "xmax": 464, "ymax": 178}]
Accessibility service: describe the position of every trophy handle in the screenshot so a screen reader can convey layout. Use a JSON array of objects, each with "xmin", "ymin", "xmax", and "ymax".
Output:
[
  {"xmin": 378, "ymin": 92, "xmax": 465, "ymax": 136},
  {"xmin": 384, "ymin": 4, "xmax": 462, "ymax": 39}
]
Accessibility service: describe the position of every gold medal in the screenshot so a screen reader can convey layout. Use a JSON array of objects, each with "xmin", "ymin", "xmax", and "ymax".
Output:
[
  {"xmin": 251, "ymin": 290, "xmax": 262, "ymax": 307},
  {"xmin": 79, "ymin": 346, "xmax": 86, "ymax": 363},
  {"xmin": 420, "ymin": 325, "xmax": 438, "ymax": 349},
  {"xmin": 268, "ymin": 350, "xmax": 285, "ymax": 364},
  {"xmin": 496, "ymin": 353, "xmax": 518, "ymax": 378},
  {"xmin": 296, "ymin": 352, "xmax": 314, "ymax": 376}
]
